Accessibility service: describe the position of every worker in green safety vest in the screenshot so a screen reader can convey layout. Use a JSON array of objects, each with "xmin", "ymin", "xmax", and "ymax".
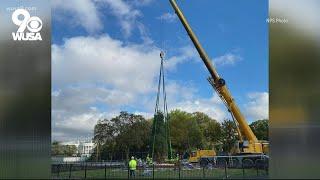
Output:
[
  {"xmin": 146, "ymin": 154, "xmax": 152, "ymax": 166},
  {"xmin": 129, "ymin": 156, "xmax": 137, "ymax": 178}
]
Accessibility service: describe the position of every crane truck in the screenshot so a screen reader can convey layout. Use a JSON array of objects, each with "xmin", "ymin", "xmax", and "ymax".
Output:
[{"xmin": 169, "ymin": 0, "xmax": 269, "ymax": 167}]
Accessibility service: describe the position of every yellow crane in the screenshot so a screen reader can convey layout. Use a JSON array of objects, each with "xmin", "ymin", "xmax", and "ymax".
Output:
[{"xmin": 169, "ymin": 0, "xmax": 269, "ymax": 156}]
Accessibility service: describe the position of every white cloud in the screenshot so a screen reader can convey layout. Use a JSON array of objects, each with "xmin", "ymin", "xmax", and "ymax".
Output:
[
  {"xmin": 165, "ymin": 45, "xmax": 199, "ymax": 70},
  {"xmin": 55, "ymin": 112, "xmax": 102, "ymax": 133},
  {"xmin": 53, "ymin": 0, "xmax": 145, "ymax": 36},
  {"xmin": 52, "ymin": 35, "xmax": 198, "ymax": 94},
  {"xmin": 157, "ymin": 12, "xmax": 177, "ymax": 23},
  {"xmin": 133, "ymin": 111, "xmax": 154, "ymax": 119},
  {"xmin": 168, "ymin": 91, "xmax": 269, "ymax": 123},
  {"xmin": 52, "ymin": 0, "xmax": 102, "ymax": 33},
  {"xmin": 137, "ymin": 22, "xmax": 154, "ymax": 44},
  {"xmin": 166, "ymin": 81, "xmax": 197, "ymax": 101},
  {"xmin": 52, "ymin": 90, "xmax": 61, "ymax": 97},
  {"xmin": 171, "ymin": 94, "xmax": 228, "ymax": 122},
  {"xmin": 52, "ymin": 35, "xmax": 160, "ymax": 94},
  {"xmin": 52, "ymin": 86, "xmax": 136, "ymax": 112},
  {"xmin": 213, "ymin": 53, "xmax": 242, "ymax": 66},
  {"xmin": 244, "ymin": 92, "xmax": 269, "ymax": 120},
  {"xmin": 52, "ymin": 35, "xmax": 161, "ymax": 140},
  {"xmin": 97, "ymin": 0, "xmax": 142, "ymax": 37},
  {"xmin": 52, "ymin": 107, "xmax": 123, "ymax": 141},
  {"xmin": 53, "ymin": 111, "xmax": 104, "ymax": 141},
  {"xmin": 131, "ymin": 0, "xmax": 154, "ymax": 6}
]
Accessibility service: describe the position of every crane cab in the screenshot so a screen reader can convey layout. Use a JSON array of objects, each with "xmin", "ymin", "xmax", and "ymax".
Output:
[{"xmin": 188, "ymin": 149, "xmax": 216, "ymax": 163}]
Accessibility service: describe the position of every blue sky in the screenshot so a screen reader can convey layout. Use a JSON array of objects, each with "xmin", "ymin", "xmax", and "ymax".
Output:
[{"xmin": 51, "ymin": 0, "xmax": 268, "ymax": 141}]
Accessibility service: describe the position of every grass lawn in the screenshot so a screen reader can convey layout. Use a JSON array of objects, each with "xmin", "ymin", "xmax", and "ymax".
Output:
[{"xmin": 53, "ymin": 167, "xmax": 268, "ymax": 179}]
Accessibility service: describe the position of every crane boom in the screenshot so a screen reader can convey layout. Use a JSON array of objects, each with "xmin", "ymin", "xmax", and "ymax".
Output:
[{"xmin": 169, "ymin": 0, "xmax": 259, "ymax": 146}]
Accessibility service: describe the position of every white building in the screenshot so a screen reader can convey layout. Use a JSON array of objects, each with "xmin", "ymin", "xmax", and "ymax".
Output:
[
  {"xmin": 78, "ymin": 141, "xmax": 95, "ymax": 157},
  {"xmin": 61, "ymin": 140, "xmax": 95, "ymax": 157}
]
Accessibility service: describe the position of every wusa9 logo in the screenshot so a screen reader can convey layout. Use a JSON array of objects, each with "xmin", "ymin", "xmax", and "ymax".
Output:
[{"xmin": 12, "ymin": 9, "xmax": 42, "ymax": 41}]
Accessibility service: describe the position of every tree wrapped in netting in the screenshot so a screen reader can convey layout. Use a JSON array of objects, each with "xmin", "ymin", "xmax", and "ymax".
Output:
[
  {"xmin": 151, "ymin": 112, "xmax": 168, "ymax": 161},
  {"xmin": 150, "ymin": 51, "xmax": 173, "ymax": 162}
]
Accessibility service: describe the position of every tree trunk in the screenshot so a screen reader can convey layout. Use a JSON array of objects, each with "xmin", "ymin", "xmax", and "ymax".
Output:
[{"xmin": 96, "ymin": 143, "xmax": 100, "ymax": 161}]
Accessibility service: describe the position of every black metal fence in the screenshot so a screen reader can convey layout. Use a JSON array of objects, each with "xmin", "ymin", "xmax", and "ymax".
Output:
[{"xmin": 52, "ymin": 156, "xmax": 268, "ymax": 179}]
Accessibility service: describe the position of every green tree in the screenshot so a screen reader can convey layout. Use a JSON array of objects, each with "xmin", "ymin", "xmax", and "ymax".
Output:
[
  {"xmin": 63, "ymin": 145, "xmax": 77, "ymax": 156},
  {"xmin": 150, "ymin": 112, "xmax": 168, "ymax": 161},
  {"xmin": 250, "ymin": 119, "xmax": 269, "ymax": 140},
  {"xmin": 221, "ymin": 119, "xmax": 238, "ymax": 153},
  {"xmin": 93, "ymin": 119, "xmax": 111, "ymax": 160},
  {"xmin": 92, "ymin": 111, "xmax": 151, "ymax": 161},
  {"xmin": 169, "ymin": 110, "xmax": 204, "ymax": 154},
  {"xmin": 51, "ymin": 141, "xmax": 63, "ymax": 156},
  {"xmin": 51, "ymin": 141, "xmax": 77, "ymax": 156},
  {"xmin": 192, "ymin": 112, "xmax": 222, "ymax": 149},
  {"xmin": 113, "ymin": 112, "xmax": 150, "ymax": 158}
]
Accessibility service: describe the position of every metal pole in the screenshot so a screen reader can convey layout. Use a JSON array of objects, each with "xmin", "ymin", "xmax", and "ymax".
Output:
[
  {"xmin": 104, "ymin": 164, "xmax": 107, "ymax": 179},
  {"xmin": 57, "ymin": 164, "xmax": 60, "ymax": 178},
  {"xmin": 69, "ymin": 164, "xmax": 72, "ymax": 179},
  {"xmin": 153, "ymin": 164, "xmax": 155, "ymax": 180},
  {"xmin": 242, "ymin": 160, "xmax": 245, "ymax": 179},
  {"xmin": 85, "ymin": 162, "xmax": 87, "ymax": 179},
  {"xmin": 213, "ymin": 161, "xmax": 216, "ymax": 179},
  {"xmin": 202, "ymin": 166, "xmax": 205, "ymax": 178},
  {"xmin": 266, "ymin": 162, "xmax": 268, "ymax": 176},
  {"xmin": 224, "ymin": 160, "xmax": 227, "ymax": 179},
  {"xmin": 178, "ymin": 162, "xmax": 181, "ymax": 179},
  {"xmin": 128, "ymin": 163, "xmax": 130, "ymax": 179}
]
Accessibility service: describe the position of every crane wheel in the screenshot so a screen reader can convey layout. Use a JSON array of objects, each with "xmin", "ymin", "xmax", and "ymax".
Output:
[
  {"xmin": 229, "ymin": 158, "xmax": 240, "ymax": 168},
  {"xmin": 255, "ymin": 158, "xmax": 268, "ymax": 169},
  {"xmin": 199, "ymin": 158, "xmax": 209, "ymax": 168},
  {"xmin": 242, "ymin": 158, "xmax": 254, "ymax": 168}
]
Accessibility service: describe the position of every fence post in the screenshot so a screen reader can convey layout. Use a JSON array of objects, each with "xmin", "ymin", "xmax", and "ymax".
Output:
[
  {"xmin": 152, "ymin": 163, "xmax": 155, "ymax": 180},
  {"xmin": 265, "ymin": 162, "xmax": 268, "ymax": 176},
  {"xmin": 84, "ymin": 162, "xmax": 87, "ymax": 179},
  {"xmin": 202, "ymin": 166, "xmax": 205, "ymax": 178},
  {"xmin": 69, "ymin": 164, "xmax": 72, "ymax": 179},
  {"xmin": 256, "ymin": 162, "xmax": 259, "ymax": 177},
  {"xmin": 57, "ymin": 164, "xmax": 60, "ymax": 178},
  {"xmin": 104, "ymin": 164, "xmax": 107, "ymax": 179},
  {"xmin": 178, "ymin": 162, "xmax": 181, "ymax": 179},
  {"xmin": 242, "ymin": 160, "xmax": 245, "ymax": 179},
  {"xmin": 128, "ymin": 163, "xmax": 130, "ymax": 179},
  {"xmin": 224, "ymin": 160, "xmax": 227, "ymax": 179}
]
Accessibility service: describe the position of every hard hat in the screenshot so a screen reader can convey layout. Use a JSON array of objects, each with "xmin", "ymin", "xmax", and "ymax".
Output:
[{"xmin": 131, "ymin": 156, "xmax": 134, "ymax": 159}]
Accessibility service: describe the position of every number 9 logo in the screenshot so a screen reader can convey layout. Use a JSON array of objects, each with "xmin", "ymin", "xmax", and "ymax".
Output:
[{"xmin": 12, "ymin": 9, "xmax": 42, "ymax": 33}]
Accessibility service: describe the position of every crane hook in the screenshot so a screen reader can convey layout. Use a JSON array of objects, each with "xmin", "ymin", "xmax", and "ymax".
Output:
[{"xmin": 160, "ymin": 51, "xmax": 165, "ymax": 59}]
